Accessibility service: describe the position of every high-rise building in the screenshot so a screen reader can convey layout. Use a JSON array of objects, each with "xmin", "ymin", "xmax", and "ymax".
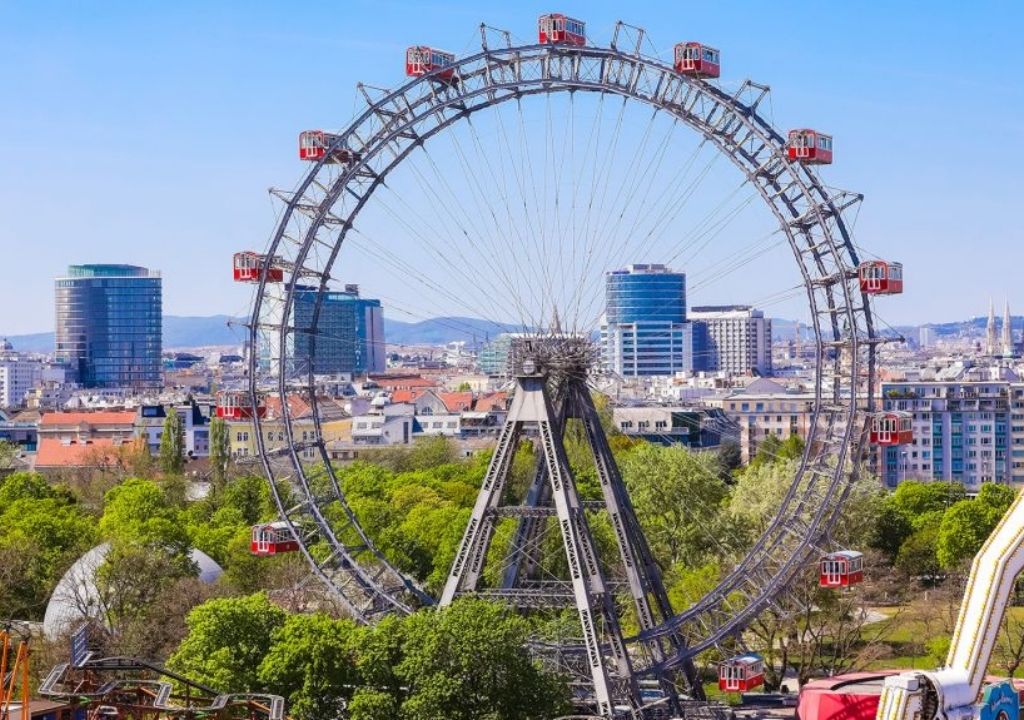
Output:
[
  {"xmin": 688, "ymin": 305, "xmax": 772, "ymax": 376},
  {"xmin": 601, "ymin": 264, "xmax": 705, "ymax": 376},
  {"xmin": 54, "ymin": 264, "xmax": 162, "ymax": 389},
  {"xmin": 0, "ymin": 339, "xmax": 42, "ymax": 409},
  {"xmin": 0, "ymin": 348, "xmax": 63, "ymax": 409},
  {"xmin": 478, "ymin": 333, "xmax": 514, "ymax": 376},
  {"xmin": 292, "ymin": 284, "xmax": 385, "ymax": 376},
  {"xmin": 879, "ymin": 378, "xmax": 1023, "ymax": 489}
]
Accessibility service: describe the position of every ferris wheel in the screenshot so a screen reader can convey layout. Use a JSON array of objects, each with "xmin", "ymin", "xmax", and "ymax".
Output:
[{"xmin": 234, "ymin": 13, "xmax": 903, "ymax": 716}]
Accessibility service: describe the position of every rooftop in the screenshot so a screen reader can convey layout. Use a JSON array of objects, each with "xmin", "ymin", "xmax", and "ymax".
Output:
[
  {"xmin": 61, "ymin": 264, "xmax": 159, "ymax": 279},
  {"xmin": 39, "ymin": 411, "xmax": 137, "ymax": 427},
  {"xmin": 35, "ymin": 437, "xmax": 119, "ymax": 467}
]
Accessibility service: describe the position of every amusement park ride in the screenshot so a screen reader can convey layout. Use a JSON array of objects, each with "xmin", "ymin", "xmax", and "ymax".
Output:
[
  {"xmin": 39, "ymin": 626, "xmax": 285, "ymax": 720},
  {"xmin": 799, "ymin": 485, "xmax": 1024, "ymax": 720},
  {"xmin": 217, "ymin": 10, "xmax": 922, "ymax": 719},
  {"xmin": 872, "ymin": 488, "xmax": 1024, "ymax": 720},
  {"xmin": 41, "ymin": 9, "xmax": 1024, "ymax": 720},
  {"xmin": 1, "ymin": 627, "xmax": 30, "ymax": 720}
]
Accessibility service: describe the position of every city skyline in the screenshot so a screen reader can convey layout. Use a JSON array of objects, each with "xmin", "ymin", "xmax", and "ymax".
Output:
[{"xmin": 4, "ymin": 1, "xmax": 1023, "ymax": 335}]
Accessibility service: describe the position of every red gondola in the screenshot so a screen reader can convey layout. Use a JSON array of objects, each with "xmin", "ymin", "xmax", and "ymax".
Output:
[
  {"xmin": 233, "ymin": 252, "xmax": 283, "ymax": 283},
  {"xmin": 538, "ymin": 13, "xmax": 585, "ymax": 46},
  {"xmin": 674, "ymin": 42, "xmax": 720, "ymax": 79},
  {"xmin": 250, "ymin": 521, "xmax": 300, "ymax": 556},
  {"xmin": 820, "ymin": 550, "xmax": 864, "ymax": 588},
  {"xmin": 216, "ymin": 390, "xmax": 267, "ymax": 420},
  {"xmin": 405, "ymin": 47, "xmax": 456, "ymax": 81},
  {"xmin": 788, "ymin": 129, "xmax": 833, "ymax": 165},
  {"xmin": 870, "ymin": 411, "xmax": 912, "ymax": 446},
  {"xmin": 858, "ymin": 260, "xmax": 903, "ymax": 295},
  {"xmin": 298, "ymin": 130, "xmax": 361, "ymax": 164},
  {"xmin": 719, "ymin": 654, "xmax": 765, "ymax": 692}
]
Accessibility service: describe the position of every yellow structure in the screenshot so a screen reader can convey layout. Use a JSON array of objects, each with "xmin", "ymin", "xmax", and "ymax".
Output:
[
  {"xmin": 228, "ymin": 417, "xmax": 351, "ymax": 463},
  {"xmin": 0, "ymin": 630, "xmax": 30, "ymax": 720}
]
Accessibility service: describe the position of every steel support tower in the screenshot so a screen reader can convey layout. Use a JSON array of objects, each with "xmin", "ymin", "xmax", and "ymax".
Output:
[{"xmin": 439, "ymin": 337, "xmax": 699, "ymax": 717}]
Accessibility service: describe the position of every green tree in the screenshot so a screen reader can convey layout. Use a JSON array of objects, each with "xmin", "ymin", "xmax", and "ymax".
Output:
[
  {"xmin": 396, "ymin": 600, "xmax": 569, "ymax": 720},
  {"xmin": 209, "ymin": 416, "xmax": 231, "ymax": 490},
  {"xmin": 99, "ymin": 478, "xmax": 190, "ymax": 553},
  {"xmin": 730, "ymin": 458, "xmax": 800, "ymax": 534},
  {"xmin": 716, "ymin": 441, "xmax": 742, "ymax": 478},
  {"xmin": 867, "ymin": 502, "xmax": 914, "ymax": 561},
  {"xmin": 347, "ymin": 689, "xmax": 399, "ymax": 720},
  {"xmin": 888, "ymin": 481, "xmax": 965, "ymax": 528},
  {"xmin": 749, "ymin": 434, "xmax": 783, "ymax": 469},
  {"xmin": 778, "ymin": 434, "xmax": 806, "ymax": 460},
  {"xmin": 620, "ymin": 444, "xmax": 732, "ymax": 566},
  {"xmin": 168, "ymin": 593, "xmax": 287, "ymax": 691},
  {"xmin": 0, "ymin": 492, "xmax": 97, "ymax": 618},
  {"xmin": 353, "ymin": 615, "xmax": 407, "ymax": 693},
  {"xmin": 977, "ymin": 482, "xmax": 1016, "ymax": 512},
  {"xmin": 258, "ymin": 613, "xmax": 360, "ymax": 720},
  {"xmin": 895, "ymin": 519, "xmax": 942, "ymax": 579},
  {"xmin": 159, "ymin": 406, "xmax": 185, "ymax": 475},
  {"xmin": 666, "ymin": 562, "xmax": 722, "ymax": 610},
  {"xmin": 405, "ymin": 436, "xmax": 460, "ymax": 471},
  {"xmin": 0, "ymin": 440, "xmax": 17, "ymax": 469},
  {"xmin": 0, "ymin": 470, "xmax": 69, "ymax": 505},
  {"xmin": 182, "ymin": 474, "xmax": 277, "ymax": 567},
  {"xmin": 95, "ymin": 542, "xmax": 198, "ymax": 635},
  {"xmin": 936, "ymin": 490, "xmax": 1013, "ymax": 570}
]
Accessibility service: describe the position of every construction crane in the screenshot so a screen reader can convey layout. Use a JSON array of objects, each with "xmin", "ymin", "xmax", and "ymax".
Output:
[
  {"xmin": 0, "ymin": 627, "xmax": 30, "ymax": 720},
  {"xmin": 876, "ymin": 490, "xmax": 1024, "ymax": 720}
]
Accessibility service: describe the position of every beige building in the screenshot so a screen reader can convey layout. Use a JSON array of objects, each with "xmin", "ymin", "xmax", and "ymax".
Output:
[
  {"xmin": 705, "ymin": 378, "xmax": 815, "ymax": 463},
  {"xmin": 227, "ymin": 395, "xmax": 351, "ymax": 463}
]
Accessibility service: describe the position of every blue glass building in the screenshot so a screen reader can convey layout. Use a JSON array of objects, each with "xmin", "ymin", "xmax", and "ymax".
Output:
[
  {"xmin": 54, "ymin": 264, "xmax": 162, "ymax": 388},
  {"xmin": 601, "ymin": 264, "xmax": 705, "ymax": 376},
  {"xmin": 292, "ymin": 285, "xmax": 385, "ymax": 375}
]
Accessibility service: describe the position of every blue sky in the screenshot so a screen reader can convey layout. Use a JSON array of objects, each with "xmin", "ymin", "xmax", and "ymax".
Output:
[{"xmin": 2, "ymin": 1, "xmax": 1023, "ymax": 335}]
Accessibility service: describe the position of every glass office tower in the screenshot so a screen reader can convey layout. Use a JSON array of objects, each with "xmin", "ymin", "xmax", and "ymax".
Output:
[
  {"xmin": 55, "ymin": 264, "xmax": 162, "ymax": 388},
  {"xmin": 292, "ymin": 285, "xmax": 385, "ymax": 375},
  {"xmin": 601, "ymin": 263, "xmax": 704, "ymax": 376}
]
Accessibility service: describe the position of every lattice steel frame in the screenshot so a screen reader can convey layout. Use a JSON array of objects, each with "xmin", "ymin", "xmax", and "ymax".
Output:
[{"xmin": 248, "ymin": 26, "xmax": 877, "ymax": 669}]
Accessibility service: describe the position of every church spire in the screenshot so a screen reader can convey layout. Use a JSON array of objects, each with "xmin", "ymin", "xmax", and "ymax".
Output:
[
  {"xmin": 1003, "ymin": 299, "xmax": 1014, "ymax": 357},
  {"xmin": 987, "ymin": 298, "xmax": 998, "ymax": 356}
]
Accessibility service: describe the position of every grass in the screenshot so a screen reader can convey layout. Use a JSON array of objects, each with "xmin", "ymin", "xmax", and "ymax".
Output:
[{"xmin": 857, "ymin": 603, "xmax": 1024, "ymax": 675}]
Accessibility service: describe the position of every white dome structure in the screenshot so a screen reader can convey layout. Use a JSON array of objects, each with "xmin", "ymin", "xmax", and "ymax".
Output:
[{"xmin": 43, "ymin": 543, "xmax": 223, "ymax": 640}]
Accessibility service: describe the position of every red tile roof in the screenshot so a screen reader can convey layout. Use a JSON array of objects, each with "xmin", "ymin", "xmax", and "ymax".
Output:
[
  {"xmin": 474, "ymin": 392, "xmax": 508, "ymax": 412},
  {"xmin": 391, "ymin": 389, "xmax": 429, "ymax": 404},
  {"xmin": 40, "ymin": 411, "xmax": 136, "ymax": 427},
  {"xmin": 374, "ymin": 376, "xmax": 438, "ymax": 391},
  {"xmin": 438, "ymin": 392, "xmax": 473, "ymax": 413},
  {"xmin": 35, "ymin": 438, "xmax": 119, "ymax": 467},
  {"xmin": 263, "ymin": 394, "xmax": 313, "ymax": 420}
]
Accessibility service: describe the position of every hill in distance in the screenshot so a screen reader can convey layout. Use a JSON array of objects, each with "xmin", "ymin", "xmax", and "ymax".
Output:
[
  {"xmin": 3, "ymin": 315, "xmax": 246, "ymax": 353},
  {"xmin": 2, "ymin": 315, "xmax": 528, "ymax": 353},
  {"xmin": 5, "ymin": 313, "xmax": 1002, "ymax": 354},
  {"xmin": 384, "ymin": 316, "xmax": 528, "ymax": 346}
]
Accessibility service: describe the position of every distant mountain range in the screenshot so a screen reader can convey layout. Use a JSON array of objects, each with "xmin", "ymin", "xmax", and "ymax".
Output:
[
  {"xmin": 2, "ymin": 313, "xmax": 1007, "ymax": 354},
  {"xmin": 384, "ymin": 316, "xmax": 526, "ymax": 346},
  {"xmin": 2, "ymin": 315, "xmax": 248, "ymax": 353},
  {"xmin": 1, "ymin": 315, "xmax": 528, "ymax": 353}
]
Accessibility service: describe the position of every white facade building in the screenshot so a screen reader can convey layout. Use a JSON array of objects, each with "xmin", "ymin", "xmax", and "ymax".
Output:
[
  {"xmin": 0, "ymin": 341, "xmax": 61, "ymax": 409},
  {"xmin": 0, "ymin": 358, "xmax": 43, "ymax": 409},
  {"xmin": 689, "ymin": 305, "xmax": 772, "ymax": 376}
]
